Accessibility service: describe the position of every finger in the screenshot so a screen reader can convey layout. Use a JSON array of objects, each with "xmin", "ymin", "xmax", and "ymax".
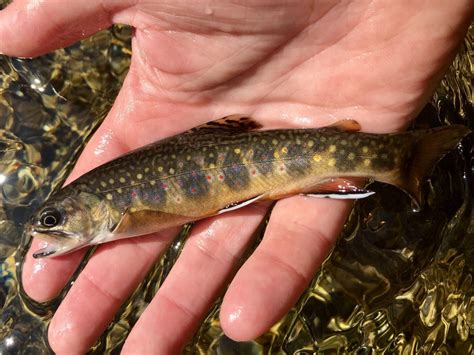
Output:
[
  {"xmin": 220, "ymin": 196, "xmax": 352, "ymax": 340},
  {"xmin": 21, "ymin": 73, "xmax": 143, "ymax": 301},
  {"xmin": 21, "ymin": 118, "xmax": 130, "ymax": 301},
  {"xmin": 0, "ymin": 0, "xmax": 133, "ymax": 57},
  {"xmin": 21, "ymin": 239, "xmax": 86, "ymax": 302},
  {"xmin": 47, "ymin": 229, "xmax": 177, "ymax": 354},
  {"xmin": 121, "ymin": 204, "xmax": 269, "ymax": 354}
]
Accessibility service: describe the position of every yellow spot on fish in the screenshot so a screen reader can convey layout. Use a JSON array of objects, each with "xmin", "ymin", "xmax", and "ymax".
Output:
[
  {"xmin": 119, "ymin": 177, "xmax": 126, "ymax": 183},
  {"xmin": 108, "ymin": 178, "xmax": 114, "ymax": 184},
  {"xmin": 363, "ymin": 159, "xmax": 371, "ymax": 166},
  {"xmin": 150, "ymin": 181, "xmax": 156, "ymax": 186},
  {"xmin": 100, "ymin": 181, "xmax": 107, "ymax": 188},
  {"xmin": 321, "ymin": 137, "xmax": 327, "ymax": 142},
  {"xmin": 209, "ymin": 153, "xmax": 214, "ymax": 158},
  {"xmin": 313, "ymin": 154, "xmax": 322, "ymax": 162},
  {"xmin": 328, "ymin": 158, "xmax": 336, "ymax": 167},
  {"xmin": 144, "ymin": 167, "xmax": 150, "ymax": 173},
  {"xmin": 272, "ymin": 139, "xmax": 278, "ymax": 145},
  {"xmin": 137, "ymin": 173, "xmax": 143, "ymax": 180},
  {"xmin": 234, "ymin": 148, "xmax": 241, "ymax": 154},
  {"xmin": 281, "ymin": 147, "xmax": 288, "ymax": 154},
  {"xmin": 261, "ymin": 139, "xmax": 267, "ymax": 144},
  {"xmin": 274, "ymin": 151, "xmax": 280, "ymax": 159},
  {"xmin": 348, "ymin": 152, "xmax": 355, "ymax": 160},
  {"xmin": 117, "ymin": 188, "xmax": 123, "ymax": 193},
  {"xmin": 171, "ymin": 154, "xmax": 176, "ymax": 159},
  {"xmin": 209, "ymin": 163, "xmax": 215, "ymax": 169},
  {"xmin": 106, "ymin": 193, "xmax": 113, "ymax": 200},
  {"xmin": 186, "ymin": 155, "xmax": 191, "ymax": 161},
  {"xmin": 307, "ymin": 140, "xmax": 314, "ymax": 148},
  {"xmin": 362, "ymin": 146, "xmax": 369, "ymax": 153},
  {"xmin": 169, "ymin": 168, "xmax": 175, "ymax": 174},
  {"xmin": 296, "ymin": 138, "xmax": 301, "ymax": 145},
  {"xmin": 329, "ymin": 145, "xmax": 336, "ymax": 153},
  {"xmin": 158, "ymin": 166, "xmax": 163, "ymax": 172}
]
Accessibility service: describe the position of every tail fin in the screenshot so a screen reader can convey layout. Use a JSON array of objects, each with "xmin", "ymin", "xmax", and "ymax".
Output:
[{"xmin": 392, "ymin": 125, "xmax": 470, "ymax": 210}]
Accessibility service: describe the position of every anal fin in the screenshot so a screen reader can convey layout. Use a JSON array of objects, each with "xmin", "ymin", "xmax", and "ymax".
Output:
[
  {"xmin": 217, "ymin": 194, "xmax": 265, "ymax": 214},
  {"xmin": 303, "ymin": 178, "xmax": 374, "ymax": 200}
]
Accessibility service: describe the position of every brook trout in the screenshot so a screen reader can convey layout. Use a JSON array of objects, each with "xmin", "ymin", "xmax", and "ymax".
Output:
[{"xmin": 26, "ymin": 116, "xmax": 470, "ymax": 258}]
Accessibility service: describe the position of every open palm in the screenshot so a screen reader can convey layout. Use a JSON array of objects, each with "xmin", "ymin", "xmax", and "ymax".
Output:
[{"xmin": 1, "ymin": 0, "xmax": 471, "ymax": 353}]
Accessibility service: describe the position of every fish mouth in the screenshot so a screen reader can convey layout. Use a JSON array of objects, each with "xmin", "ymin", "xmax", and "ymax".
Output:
[
  {"xmin": 29, "ymin": 228, "xmax": 83, "ymax": 259},
  {"xmin": 32, "ymin": 239, "xmax": 87, "ymax": 259},
  {"xmin": 32, "ymin": 244, "xmax": 60, "ymax": 258}
]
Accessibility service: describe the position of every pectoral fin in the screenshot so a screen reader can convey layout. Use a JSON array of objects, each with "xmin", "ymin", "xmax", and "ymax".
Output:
[{"xmin": 110, "ymin": 208, "xmax": 193, "ymax": 237}]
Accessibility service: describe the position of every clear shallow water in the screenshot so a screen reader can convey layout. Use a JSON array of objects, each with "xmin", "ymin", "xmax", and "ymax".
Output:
[{"xmin": 0, "ymin": 7, "xmax": 472, "ymax": 354}]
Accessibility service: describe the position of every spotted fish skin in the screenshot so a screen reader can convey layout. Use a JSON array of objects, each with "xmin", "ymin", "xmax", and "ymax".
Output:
[{"xmin": 31, "ymin": 118, "xmax": 470, "ymax": 256}]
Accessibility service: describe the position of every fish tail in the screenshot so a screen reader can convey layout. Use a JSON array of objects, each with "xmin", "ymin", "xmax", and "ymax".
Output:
[{"xmin": 386, "ymin": 125, "xmax": 471, "ymax": 209}]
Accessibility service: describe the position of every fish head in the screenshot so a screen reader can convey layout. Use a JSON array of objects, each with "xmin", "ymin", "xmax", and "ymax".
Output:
[{"xmin": 26, "ymin": 191, "xmax": 111, "ymax": 258}]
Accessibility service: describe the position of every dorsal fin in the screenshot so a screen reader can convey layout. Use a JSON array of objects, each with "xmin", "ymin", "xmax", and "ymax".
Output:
[
  {"xmin": 190, "ymin": 115, "xmax": 263, "ymax": 134},
  {"xmin": 327, "ymin": 119, "xmax": 361, "ymax": 132}
]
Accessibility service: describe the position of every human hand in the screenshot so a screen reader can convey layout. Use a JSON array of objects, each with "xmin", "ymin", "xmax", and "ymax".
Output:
[{"xmin": 1, "ymin": 0, "xmax": 472, "ymax": 353}]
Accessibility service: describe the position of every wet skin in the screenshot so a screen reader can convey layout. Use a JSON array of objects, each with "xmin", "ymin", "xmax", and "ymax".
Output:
[{"xmin": 0, "ymin": 0, "xmax": 472, "ymax": 353}]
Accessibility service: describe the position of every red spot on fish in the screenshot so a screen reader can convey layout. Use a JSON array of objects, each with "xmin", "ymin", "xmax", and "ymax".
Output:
[
  {"xmin": 218, "ymin": 174, "xmax": 224, "ymax": 181},
  {"xmin": 162, "ymin": 183, "xmax": 169, "ymax": 190},
  {"xmin": 131, "ymin": 191, "xmax": 137, "ymax": 198},
  {"xmin": 251, "ymin": 169, "xmax": 256, "ymax": 176},
  {"xmin": 191, "ymin": 187, "xmax": 197, "ymax": 193},
  {"xmin": 207, "ymin": 175, "xmax": 212, "ymax": 180}
]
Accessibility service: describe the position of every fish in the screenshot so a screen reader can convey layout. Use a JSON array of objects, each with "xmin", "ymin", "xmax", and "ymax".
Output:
[{"xmin": 25, "ymin": 115, "xmax": 471, "ymax": 258}]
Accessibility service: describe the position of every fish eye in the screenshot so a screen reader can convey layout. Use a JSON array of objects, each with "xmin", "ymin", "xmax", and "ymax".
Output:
[{"xmin": 39, "ymin": 207, "xmax": 62, "ymax": 228}]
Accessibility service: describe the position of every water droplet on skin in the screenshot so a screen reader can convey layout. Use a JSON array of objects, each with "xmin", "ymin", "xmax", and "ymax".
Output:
[
  {"xmin": 228, "ymin": 306, "xmax": 243, "ymax": 323},
  {"xmin": 32, "ymin": 258, "xmax": 46, "ymax": 275},
  {"xmin": 94, "ymin": 129, "xmax": 114, "ymax": 156},
  {"xmin": 26, "ymin": 0, "xmax": 42, "ymax": 12},
  {"xmin": 54, "ymin": 316, "xmax": 75, "ymax": 337}
]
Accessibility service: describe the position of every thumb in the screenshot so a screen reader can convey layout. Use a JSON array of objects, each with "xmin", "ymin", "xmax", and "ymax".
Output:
[{"xmin": 0, "ymin": 0, "xmax": 133, "ymax": 57}]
